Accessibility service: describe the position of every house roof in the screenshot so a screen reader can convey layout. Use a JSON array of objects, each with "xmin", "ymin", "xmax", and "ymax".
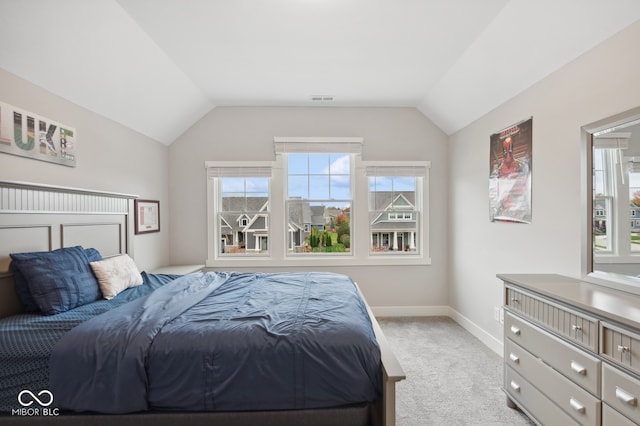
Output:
[
  {"xmin": 220, "ymin": 197, "xmax": 268, "ymax": 232},
  {"xmin": 1, "ymin": 1, "xmax": 639, "ymax": 144},
  {"xmin": 370, "ymin": 192, "xmax": 416, "ymax": 212},
  {"xmin": 222, "ymin": 197, "xmax": 268, "ymax": 213}
]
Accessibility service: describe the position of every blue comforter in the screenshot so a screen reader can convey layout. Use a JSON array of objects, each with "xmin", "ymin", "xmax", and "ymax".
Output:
[
  {"xmin": 0, "ymin": 272, "xmax": 178, "ymax": 413},
  {"xmin": 49, "ymin": 271, "xmax": 382, "ymax": 413}
]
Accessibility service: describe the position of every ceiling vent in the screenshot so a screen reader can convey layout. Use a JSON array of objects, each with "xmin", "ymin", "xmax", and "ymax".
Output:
[{"xmin": 310, "ymin": 95, "xmax": 334, "ymax": 102}]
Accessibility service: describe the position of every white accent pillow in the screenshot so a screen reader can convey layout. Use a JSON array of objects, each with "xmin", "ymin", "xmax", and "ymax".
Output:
[{"xmin": 90, "ymin": 254, "xmax": 143, "ymax": 299}]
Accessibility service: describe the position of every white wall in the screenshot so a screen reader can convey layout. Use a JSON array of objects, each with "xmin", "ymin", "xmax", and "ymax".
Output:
[
  {"xmin": 0, "ymin": 68, "xmax": 170, "ymax": 271},
  {"xmin": 449, "ymin": 21, "xmax": 640, "ymax": 346},
  {"xmin": 168, "ymin": 106, "xmax": 450, "ymax": 309}
]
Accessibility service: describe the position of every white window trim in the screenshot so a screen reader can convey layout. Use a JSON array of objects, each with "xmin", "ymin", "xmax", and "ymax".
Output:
[
  {"xmin": 364, "ymin": 160, "xmax": 430, "ymax": 259},
  {"xmin": 205, "ymin": 148, "xmax": 431, "ymax": 268},
  {"xmin": 283, "ymin": 151, "xmax": 355, "ymax": 258},
  {"xmin": 205, "ymin": 161, "xmax": 273, "ymax": 265},
  {"xmin": 274, "ymin": 136, "xmax": 363, "ymax": 154},
  {"xmin": 593, "ymin": 148, "xmax": 640, "ymax": 263}
]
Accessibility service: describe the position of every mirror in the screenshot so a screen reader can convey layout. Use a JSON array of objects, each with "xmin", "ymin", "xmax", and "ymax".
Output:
[{"xmin": 583, "ymin": 106, "xmax": 640, "ymax": 293}]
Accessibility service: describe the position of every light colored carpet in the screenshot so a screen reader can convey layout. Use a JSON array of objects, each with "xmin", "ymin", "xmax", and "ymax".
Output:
[{"xmin": 378, "ymin": 316, "xmax": 534, "ymax": 426}]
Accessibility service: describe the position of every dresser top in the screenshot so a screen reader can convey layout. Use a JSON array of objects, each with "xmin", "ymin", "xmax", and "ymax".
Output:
[{"xmin": 498, "ymin": 273, "xmax": 640, "ymax": 330}]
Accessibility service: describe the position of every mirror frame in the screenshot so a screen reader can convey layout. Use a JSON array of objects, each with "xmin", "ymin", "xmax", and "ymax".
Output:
[{"xmin": 582, "ymin": 106, "xmax": 640, "ymax": 294}]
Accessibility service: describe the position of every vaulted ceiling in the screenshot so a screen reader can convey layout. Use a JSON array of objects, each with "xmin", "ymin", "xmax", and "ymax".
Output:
[{"xmin": 1, "ymin": 1, "xmax": 639, "ymax": 145}]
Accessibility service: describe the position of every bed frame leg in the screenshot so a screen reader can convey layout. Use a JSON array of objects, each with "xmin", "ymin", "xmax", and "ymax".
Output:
[{"xmin": 384, "ymin": 377, "xmax": 397, "ymax": 426}]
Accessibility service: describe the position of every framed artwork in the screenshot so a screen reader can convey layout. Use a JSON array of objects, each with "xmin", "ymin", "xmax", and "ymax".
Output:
[
  {"xmin": 0, "ymin": 100, "xmax": 77, "ymax": 167},
  {"xmin": 489, "ymin": 118, "xmax": 533, "ymax": 223},
  {"xmin": 134, "ymin": 199, "xmax": 160, "ymax": 234}
]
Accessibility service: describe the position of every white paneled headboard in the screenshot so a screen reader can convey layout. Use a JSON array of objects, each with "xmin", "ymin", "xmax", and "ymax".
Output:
[{"xmin": 0, "ymin": 180, "xmax": 138, "ymax": 317}]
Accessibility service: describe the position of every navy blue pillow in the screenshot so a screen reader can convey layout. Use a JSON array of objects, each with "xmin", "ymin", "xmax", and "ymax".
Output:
[
  {"xmin": 10, "ymin": 246, "xmax": 102, "ymax": 315},
  {"xmin": 84, "ymin": 247, "xmax": 103, "ymax": 263},
  {"xmin": 11, "ymin": 247, "xmax": 103, "ymax": 313},
  {"xmin": 9, "ymin": 260, "xmax": 39, "ymax": 312}
]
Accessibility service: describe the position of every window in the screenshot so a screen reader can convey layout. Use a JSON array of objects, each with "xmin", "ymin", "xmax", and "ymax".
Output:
[
  {"xmin": 629, "ymin": 163, "xmax": 640, "ymax": 252},
  {"xmin": 592, "ymin": 147, "xmax": 614, "ymax": 252},
  {"xmin": 205, "ymin": 138, "xmax": 431, "ymax": 267},
  {"xmin": 206, "ymin": 163, "xmax": 272, "ymax": 259},
  {"xmin": 388, "ymin": 212, "xmax": 412, "ymax": 220},
  {"xmin": 366, "ymin": 163, "xmax": 426, "ymax": 255},
  {"xmin": 592, "ymin": 129, "xmax": 640, "ymax": 257},
  {"xmin": 275, "ymin": 137, "xmax": 361, "ymax": 258},
  {"xmin": 286, "ymin": 153, "xmax": 352, "ymax": 255}
]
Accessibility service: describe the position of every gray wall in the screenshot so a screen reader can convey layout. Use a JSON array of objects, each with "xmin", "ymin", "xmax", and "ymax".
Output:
[
  {"xmin": 448, "ymin": 20, "xmax": 640, "ymax": 345},
  {"xmin": 168, "ymin": 106, "xmax": 450, "ymax": 309},
  {"xmin": 0, "ymin": 68, "xmax": 170, "ymax": 271},
  {"xmin": 2, "ymin": 18, "xmax": 639, "ymax": 348}
]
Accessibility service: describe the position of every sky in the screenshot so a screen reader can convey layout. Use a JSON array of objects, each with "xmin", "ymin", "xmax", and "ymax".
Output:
[{"xmin": 221, "ymin": 153, "xmax": 416, "ymax": 209}]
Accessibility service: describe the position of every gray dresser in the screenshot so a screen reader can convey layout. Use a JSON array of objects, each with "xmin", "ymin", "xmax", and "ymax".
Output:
[{"xmin": 499, "ymin": 274, "xmax": 640, "ymax": 425}]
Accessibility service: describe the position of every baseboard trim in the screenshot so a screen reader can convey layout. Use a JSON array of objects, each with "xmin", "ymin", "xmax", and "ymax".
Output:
[
  {"xmin": 447, "ymin": 308, "xmax": 503, "ymax": 357},
  {"xmin": 371, "ymin": 305, "xmax": 450, "ymax": 317},
  {"xmin": 372, "ymin": 305, "xmax": 504, "ymax": 357}
]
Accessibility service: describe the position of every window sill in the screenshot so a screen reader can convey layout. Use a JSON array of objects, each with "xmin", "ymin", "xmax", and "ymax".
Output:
[
  {"xmin": 150, "ymin": 264, "xmax": 204, "ymax": 275},
  {"xmin": 205, "ymin": 255, "xmax": 431, "ymax": 268}
]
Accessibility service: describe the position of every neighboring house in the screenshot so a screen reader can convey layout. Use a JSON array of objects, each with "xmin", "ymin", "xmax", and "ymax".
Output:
[
  {"xmin": 287, "ymin": 199, "xmax": 312, "ymax": 252},
  {"xmin": 310, "ymin": 205, "xmax": 326, "ymax": 230},
  {"xmin": 632, "ymin": 204, "xmax": 640, "ymax": 231},
  {"xmin": 324, "ymin": 207, "xmax": 343, "ymax": 228},
  {"xmin": 287, "ymin": 203, "xmax": 349, "ymax": 252},
  {"xmin": 220, "ymin": 197, "xmax": 269, "ymax": 253},
  {"xmin": 593, "ymin": 197, "xmax": 607, "ymax": 233},
  {"xmin": 369, "ymin": 191, "xmax": 417, "ymax": 251},
  {"xmin": 592, "ymin": 198, "xmax": 640, "ymax": 233},
  {"xmin": 221, "ymin": 192, "xmax": 418, "ymax": 253}
]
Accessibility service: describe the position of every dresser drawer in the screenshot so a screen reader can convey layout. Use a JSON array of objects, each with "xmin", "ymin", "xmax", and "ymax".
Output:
[
  {"xmin": 602, "ymin": 362, "xmax": 640, "ymax": 423},
  {"xmin": 601, "ymin": 322, "xmax": 640, "ymax": 376},
  {"xmin": 505, "ymin": 312, "xmax": 601, "ymax": 396},
  {"xmin": 505, "ymin": 366, "xmax": 580, "ymax": 426},
  {"xmin": 504, "ymin": 338, "xmax": 601, "ymax": 425},
  {"xmin": 603, "ymin": 402, "xmax": 638, "ymax": 426},
  {"xmin": 506, "ymin": 285, "xmax": 598, "ymax": 352}
]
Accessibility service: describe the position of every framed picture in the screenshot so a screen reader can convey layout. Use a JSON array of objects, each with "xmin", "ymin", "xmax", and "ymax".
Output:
[{"xmin": 134, "ymin": 199, "xmax": 160, "ymax": 234}]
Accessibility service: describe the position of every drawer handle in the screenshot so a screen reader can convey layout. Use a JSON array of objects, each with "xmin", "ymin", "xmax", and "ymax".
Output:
[
  {"xmin": 569, "ymin": 398, "xmax": 586, "ymax": 414},
  {"xmin": 618, "ymin": 345, "xmax": 630, "ymax": 354},
  {"xmin": 570, "ymin": 361, "xmax": 586, "ymax": 376},
  {"xmin": 510, "ymin": 380, "xmax": 520, "ymax": 392},
  {"xmin": 571, "ymin": 324, "xmax": 582, "ymax": 332},
  {"xmin": 616, "ymin": 387, "xmax": 638, "ymax": 406},
  {"xmin": 509, "ymin": 353, "xmax": 520, "ymax": 364},
  {"xmin": 510, "ymin": 298, "xmax": 520, "ymax": 304},
  {"xmin": 510, "ymin": 326, "xmax": 521, "ymax": 336}
]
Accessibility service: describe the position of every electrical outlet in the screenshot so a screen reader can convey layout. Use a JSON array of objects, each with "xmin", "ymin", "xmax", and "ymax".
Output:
[
  {"xmin": 499, "ymin": 307, "xmax": 504, "ymax": 324},
  {"xmin": 493, "ymin": 307, "xmax": 500, "ymax": 322}
]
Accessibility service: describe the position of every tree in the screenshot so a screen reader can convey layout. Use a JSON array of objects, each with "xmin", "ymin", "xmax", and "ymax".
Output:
[
  {"xmin": 335, "ymin": 213, "xmax": 350, "ymax": 241},
  {"xmin": 340, "ymin": 233, "xmax": 350, "ymax": 249},
  {"xmin": 309, "ymin": 228, "xmax": 320, "ymax": 248},
  {"xmin": 322, "ymin": 232, "xmax": 332, "ymax": 247}
]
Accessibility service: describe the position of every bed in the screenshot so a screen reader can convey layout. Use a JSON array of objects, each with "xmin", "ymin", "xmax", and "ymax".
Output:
[{"xmin": 0, "ymin": 180, "xmax": 405, "ymax": 426}]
